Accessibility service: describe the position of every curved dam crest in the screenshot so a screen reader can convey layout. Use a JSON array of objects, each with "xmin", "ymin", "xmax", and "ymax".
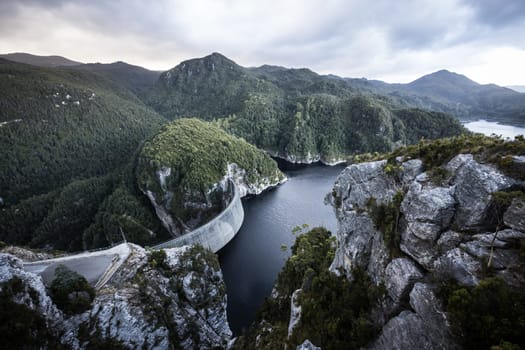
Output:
[{"xmin": 153, "ymin": 181, "xmax": 244, "ymax": 253}]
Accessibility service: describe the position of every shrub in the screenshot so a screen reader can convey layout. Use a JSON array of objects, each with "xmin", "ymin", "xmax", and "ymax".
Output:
[
  {"xmin": 148, "ymin": 249, "xmax": 170, "ymax": 271},
  {"xmin": 49, "ymin": 265, "xmax": 95, "ymax": 314},
  {"xmin": 444, "ymin": 277, "xmax": 525, "ymax": 349},
  {"xmin": 367, "ymin": 191, "xmax": 404, "ymax": 258}
]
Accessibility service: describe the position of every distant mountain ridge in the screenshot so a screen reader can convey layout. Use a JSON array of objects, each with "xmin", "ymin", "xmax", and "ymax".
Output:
[
  {"xmin": 70, "ymin": 61, "xmax": 161, "ymax": 94},
  {"xmin": 0, "ymin": 52, "xmax": 161, "ymax": 95},
  {"xmin": 4, "ymin": 51, "xmax": 524, "ymax": 126},
  {"xmin": 350, "ymin": 69, "xmax": 525, "ymax": 125},
  {"xmin": 0, "ymin": 52, "xmax": 83, "ymax": 67},
  {"xmin": 507, "ymin": 85, "xmax": 525, "ymax": 93},
  {"xmin": 145, "ymin": 52, "xmax": 465, "ymax": 164}
]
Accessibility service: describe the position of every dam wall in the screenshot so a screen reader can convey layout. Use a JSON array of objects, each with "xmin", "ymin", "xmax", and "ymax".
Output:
[{"xmin": 153, "ymin": 181, "xmax": 244, "ymax": 253}]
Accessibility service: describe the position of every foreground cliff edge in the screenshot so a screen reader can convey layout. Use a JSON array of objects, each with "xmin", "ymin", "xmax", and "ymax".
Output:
[
  {"xmin": 235, "ymin": 134, "xmax": 525, "ymax": 350},
  {"xmin": 0, "ymin": 244, "xmax": 232, "ymax": 348}
]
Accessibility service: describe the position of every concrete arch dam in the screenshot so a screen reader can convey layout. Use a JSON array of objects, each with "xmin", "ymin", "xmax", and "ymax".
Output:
[{"xmin": 153, "ymin": 181, "xmax": 244, "ymax": 253}]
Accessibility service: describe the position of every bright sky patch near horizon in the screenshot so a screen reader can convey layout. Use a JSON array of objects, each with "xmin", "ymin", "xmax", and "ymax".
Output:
[{"xmin": 0, "ymin": 0, "xmax": 524, "ymax": 85}]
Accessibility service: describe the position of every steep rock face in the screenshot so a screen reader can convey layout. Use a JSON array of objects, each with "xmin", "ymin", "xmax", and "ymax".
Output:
[
  {"xmin": 369, "ymin": 283, "xmax": 458, "ymax": 350},
  {"xmin": 136, "ymin": 118, "xmax": 285, "ymax": 237},
  {"xmin": 329, "ymin": 150, "xmax": 525, "ymax": 348},
  {"xmin": 1, "ymin": 244, "xmax": 232, "ymax": 349},
  {"xmin": 447, "ymin": 154, "xmax": 516, "ymax": 230},
  {"xmin": 0, "ymin": 253, "xmax": 64, "ymax": 344}
]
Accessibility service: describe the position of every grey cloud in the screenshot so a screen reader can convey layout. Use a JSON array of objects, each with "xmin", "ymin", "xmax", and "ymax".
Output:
[
  {"xmin": 465, "ymin": 0, "xmax": 525, "ymax": 27},
  {"xmin": 0, "ymin": 0, "xmax": 523, "ymax": 85}
]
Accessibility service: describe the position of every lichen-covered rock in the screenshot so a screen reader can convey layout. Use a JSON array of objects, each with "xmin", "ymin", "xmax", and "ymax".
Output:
[
  {"xmin": 332, "ymin": 160, "xmax": 399, "ymax": 211},
  {"xmin": 504, "ymin": 197, "xmax": 525, "ymax": 231},
  {"xmin": 329, "ymin": 211, "xmax": 388, "ymax": 284},
  {"xmin": 433, "ymin": 247, "xmax": 481, "ymax": 286},
  {"xmin": 287, "ymin": 289, "xmax": 302, "ymax": 337},
  {"xmin": 436, "ymin": 230, "xmax": 462, "ymax": 252},
  {"xmin": 296, "ymin": 339, "xmax": 321, "ymax": 350},
  {"xmin": 448, "ymin": 154, "xmax": 516, "ymax": 230},
  {"xmin": 401, "ymin": 182, "xmax": 455, "ymax": 226},
  {"xmin": 0, "ymin": 253, "xmax": 64, "ymax": 344},
  {"xmin": 400, "ymin": 221, "xmax": 442, "ymax": 269},
  {"xmin": 369, "ymin": 283, "xmax": 458, "ymax": 350},
  {"xmin": 136, "ymin": 118, "xmax": 285, "ymax": 237},
  {"xmin": 400, "ymin": 159, "xmax": 424, "ymax": 184},
  {"xmin": 1, "ymin": 243, "xmax": 232, "ymax": 349},
  {"xmin": 328, "ymin": 146, "xmax": 524, "ymax": 349},
  {"xmin": 384, "ymin": 258, "xmax": 423, "ymax": 303}
]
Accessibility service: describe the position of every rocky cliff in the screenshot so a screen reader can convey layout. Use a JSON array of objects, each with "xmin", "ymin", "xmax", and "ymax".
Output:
[
  {"xmin": 0, "ymin": 244, "xmax": 232, "ymax": 349},
  {"xmin": 236, "ymin": 135, "xmax": 525, "ymax": 349},
  {"xmin": 328, "ymin": 135, "xmax": 525, "ymax": 349},
  {"xmin": 136, "ymin": 118, "xmax": 285, "ymax": 237}
]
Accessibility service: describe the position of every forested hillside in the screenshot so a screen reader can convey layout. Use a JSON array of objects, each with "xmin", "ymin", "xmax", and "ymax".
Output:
[
  {"xmin": 0, "ymin": 52, "xmax": 82, "ymax": 67},
  {"xmin": 145, "ymin": 53, "xmax": 466, "ymax": 163},
  {"xmin": 347, "ymin": 70, "xmax": 525, "ymax": 126},
  {"xmin": 136, "ymin": 118, "xmax": 284, "ymax": 235},
  {"xmin": 0, "ymin": 59, "xmax": 170, "ymax": 250},
  {"xmin": 70, "ymin": 61, "xmax": 161, "ymax": 95}
]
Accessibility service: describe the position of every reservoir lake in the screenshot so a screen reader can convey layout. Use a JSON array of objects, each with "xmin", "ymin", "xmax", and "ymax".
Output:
[
  {"xmin": 463, "ymin": 119, "xmax": 525, "ymax": 139},
  {"xmin": 220, "ymin": 119, "xmax": 525, "ymax": 335},
  {"xmin": 219, "ymin": 162, "xmax": 345, "ymax": 335}
]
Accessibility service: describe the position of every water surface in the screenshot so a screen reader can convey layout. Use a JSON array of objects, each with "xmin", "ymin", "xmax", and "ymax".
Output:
[
  {"xmin": 218, "ymin": 163, "xmax": 345, "ymax": 335},
  {"xmin": 463, "ymin": 119, "xmax": 525, "ymax": 139}
]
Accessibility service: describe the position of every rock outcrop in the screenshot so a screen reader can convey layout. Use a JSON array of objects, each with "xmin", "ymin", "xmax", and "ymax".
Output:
[
  {"xmin": 136, "ymin": 118, "xmax": 285, "ymax": 237},
  {"xmin": 1, "ymin": 244, "xmax": 232, "ymax": 349},
  {"xmin": 329, "ymin": 151, "xmax": 525, "ymax": 349}
]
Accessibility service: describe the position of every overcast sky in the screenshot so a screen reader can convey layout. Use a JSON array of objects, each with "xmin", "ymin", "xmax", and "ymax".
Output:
[{"xmin": 1, "ymin": 0, "xmax": 524, "ymax": 85}]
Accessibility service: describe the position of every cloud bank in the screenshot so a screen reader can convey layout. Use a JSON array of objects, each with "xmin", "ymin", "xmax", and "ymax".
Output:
[{"xmin": 0, "ymin": 0, "xmax": 524, "ymax": 85}]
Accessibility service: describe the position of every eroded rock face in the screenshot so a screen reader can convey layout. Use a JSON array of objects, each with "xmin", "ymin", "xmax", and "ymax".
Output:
[
  {"xmin": 448, "ymin": 154, "xmax": 516, "ymax": 231},
  {"xmin": 384, "ymin": 258, "xmax": 423, "ymax": 304},
  {"xmin": 328, "ymin": 153, "xmax": 524, "ymax": 349},
  {"xmin": 333, "ymin": 160, "xmax": 399, "ymax": 210},
  {"xmin": 296, "ymin": 339, "xmax": 321, "ymax": 350},
  {"xmin": 369, "ymin": 283, "xmax": 458, "ymax": 350},
  {"xmin": 0, "ymin": 253, "xmax": 64, "ymax": 340},
  {"xmin": 504, "ymin": 198, "xmax": 525, "ymax": 231},
  {"xmin": 1, "ymin": 244, "xmax": 232, "ymax": 349}
]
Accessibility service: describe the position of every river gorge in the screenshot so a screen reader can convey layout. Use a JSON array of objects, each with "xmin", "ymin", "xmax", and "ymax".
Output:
[{"xmin": 218, "ymin": 119, "xmax": 525, "ymax": 335}]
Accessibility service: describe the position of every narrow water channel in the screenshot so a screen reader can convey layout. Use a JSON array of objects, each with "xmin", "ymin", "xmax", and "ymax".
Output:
[{"xmin": 218, "ymin": 162, "xmax": 345, "ymax": 335}]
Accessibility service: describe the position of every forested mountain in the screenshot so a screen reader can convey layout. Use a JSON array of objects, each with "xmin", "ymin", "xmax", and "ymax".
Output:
[
  {"xmin": 137, "ymin": 118, "xmax": 284, "ymax": 235},
  {"xmin": 0, "ymin": 59, "xmax": 170, "ymax": 250},
  {"xmin": 145, "ymin": 53, "xmax": 465, "ymax": 163},
  {"xmin": 348, "ymin": 70, "xmax": 525, "ymax": 126},
  {"xmin": 70, "ymin": 61, "xmax": 161, "ymax": 95},
  {"xmin": 0, "ymin": 52, "xmax": 83, "ymax": 67}
]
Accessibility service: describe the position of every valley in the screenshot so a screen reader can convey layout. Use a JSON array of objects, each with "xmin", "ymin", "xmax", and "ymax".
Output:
[{"xmin": 0, "ymin": 51, "xmax": 524, "ymax": 350}]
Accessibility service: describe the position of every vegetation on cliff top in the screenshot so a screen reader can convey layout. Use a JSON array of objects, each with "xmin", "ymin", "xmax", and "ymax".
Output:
[
  {"xmin": 137, "ymin": 118, "xmax": 283, "ymax": 227},
  {"xmin": 50, "ymin": 264, "xmax": 95, "ymax": 315},
  {"xmin": 440, "ymin": 277, "xmax": 525, "ymax": 349},
  {"xmin": 348, "ymin": 134, "xmax": 525, "ymax": 181},
  {"xmin": 235, "ymin": 227, "xmax": 384, "ymax": 350}
]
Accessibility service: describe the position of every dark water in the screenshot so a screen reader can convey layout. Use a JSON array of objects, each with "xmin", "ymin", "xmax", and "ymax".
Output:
[{"xmin": 218, "ymin": 162, "xmax": 346, "ymax": 335}]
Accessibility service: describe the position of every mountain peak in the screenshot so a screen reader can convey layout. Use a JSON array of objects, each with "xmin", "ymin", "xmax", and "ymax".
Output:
[{"xmin": 409, "ymin": 69, "xmax": 479, "ymax": 89}]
